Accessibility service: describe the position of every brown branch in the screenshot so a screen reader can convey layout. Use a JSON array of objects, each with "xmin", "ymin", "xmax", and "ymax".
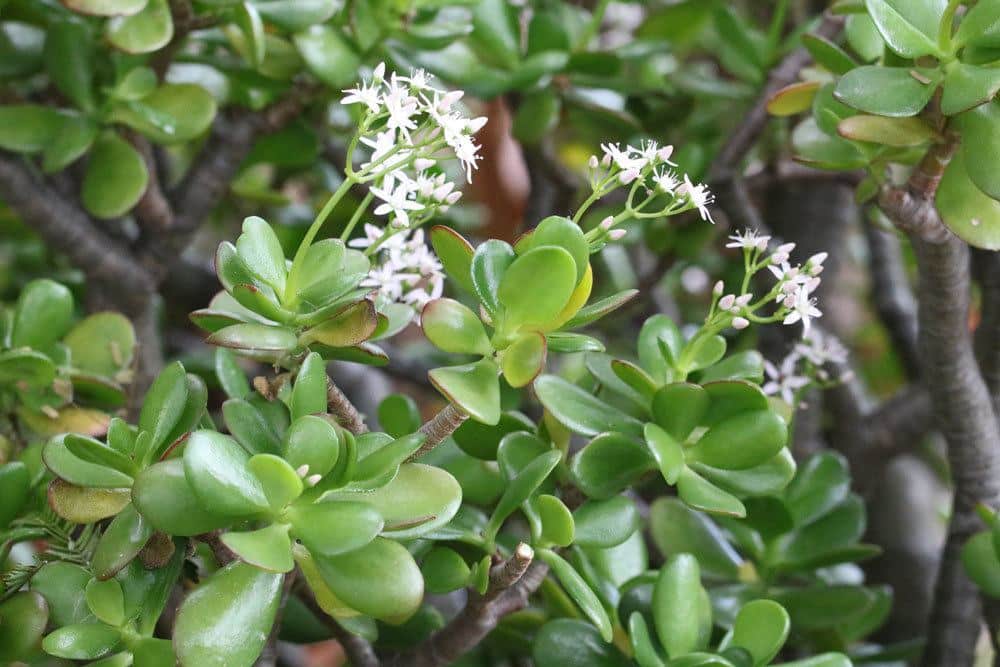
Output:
[
  {"xmin": 708, "ymin": 13, "xmax": 844, "ymax": 183},
  {"xmin": 129, "ymin": 133, "xmax": 175, "ymax": 233},
  {"xmin": 389, "ymin": 544, "xmax": 544, "ymax": 667},
  {"xmin": 326, "ymin": 375, "xmax": 369, "ymax": 435},
  {"xmin": 875, "ymin": 134, "xmax": 1000, "ymax": 666},
  {"xmin": 974, "ymin": 249, "xmax": 1000, "ymax": 416},
  {"xmin": 0, "ymin": 152, "xmax": 156, "ymax": 313},
  {"xmin": 864, "ymin": 220, "xmax": 920, "ymax": 377},
  {"xmin": 197, "ymin": 530, "xmax": 237, "ymax": 567},
  {"xmin": 411, "ymin": 402, "xmax": 468, "ymax": 460},
  {"xmin": 297, "ymin": 587, "xmax": 379, "ymax": 667}
]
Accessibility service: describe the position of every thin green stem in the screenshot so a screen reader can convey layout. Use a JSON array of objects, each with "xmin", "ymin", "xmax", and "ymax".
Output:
[
  {"xmin": 576, "ymin": 0, "xmax": 612, "ymax": 51},
  {"xmin": 340, "ymin": 191, "xmax": 374, "ymax": 242},
  {"xmin": 938, "ymin": 0, "xmax": 962, "ymax": 53},
  {"xmin": 285, "ymin": 177, "xmax": 357, "ymax": 304}
]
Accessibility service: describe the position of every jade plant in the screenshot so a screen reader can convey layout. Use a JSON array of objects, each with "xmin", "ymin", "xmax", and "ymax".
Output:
[{"xmin": 4, "ymin": 1, "xmax": 1000, "ymax": 666}]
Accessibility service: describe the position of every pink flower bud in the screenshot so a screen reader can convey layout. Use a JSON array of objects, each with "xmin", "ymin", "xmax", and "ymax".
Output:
[
  {"xmin": 719, "ymin": 294, "xmax": 736, "ymax": 310},
  {"xmin": 296, "ymin": 465, "xmax": 310, "ymax": 478},
  {"xmin": 732, "ymin": 317, "xmax": 750, "ymax": 330},
  {"xmin": 713, "ymin": 280, "xmax": 724, "ymax": 295},
  {"xmin": 445, "ymin": 191, "xmax": 462, "ymax": 204},
  {"xmin": 589, "ymin": 155, "xmax": 599, "ymax": 169},
  {"xmin": 608, "ymin": 229, "xmax": 627, "ymax": 241},
  {"xmin": 414, "ymin": 158, "xmax": 435, "ymax": 171},
  {"xmin": 735, "ymin": 294, "xmax": 753, "ymax": 307},
  {"xmin": 600, "ymin": 216, "xmax": 615, "ymax": 230}
]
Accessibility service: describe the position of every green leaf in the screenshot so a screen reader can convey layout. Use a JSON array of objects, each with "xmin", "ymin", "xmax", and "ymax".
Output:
[
  {"xmin": 216, "ymin": 348, "xmax": 251, "ymax": 399},
  {"xmin": 686, "ymin": 410, "xmax": 788, "ymax": 470},
  {"xmin": 513, "ymin": 90, "xmax": 561, "ymax": 144},
  {"xmin": 64, "ymin": 312, "xmax": 136, "ymax": 377},
  {"xmin": 637, "ymin": 314, "xmax": 683, "ymax": 382},
  {"xmin": 312, "ymin": 537, "xmax": 423, "ymax": 622},
  {"xmin": 421, "ymin": 547, "xmax": 471, "ymax": 594},
  {"xmin": 485, "ymin": 450, "xmax": 561, "ymax": 543},
  {"xmin": 962, "ymin": 531, "xmax": 1000, "ymax": 597},
  {"xmin": 184, "ymin": 430, "xmax": 270, "ymax": 516},
  {"xmin": 792, "ymin": 118, "xmax": 869, "ymax": 170},
  {"xmin": 777, "ymin": 496, "xmax": 867, "ymax": 568},
  {"xmin": 535, "ymin": 494, "xmax": 575, "ymax": 547},
  {"xmin": 644, "ymin": 423, "xmax": 685, "ymax": 485},
  {"xmin": 377, "ymin": 394, "xmax": 421, "ymax": 438},
  {"xmin": 353, "ymin": 432, "xmax": 425, "ymax": 483},
  {"xmin": 237, "ymin": 216, "xmax": 287, "ymax": 293},
  {"xmin": 0, "ymin": 592, "xmax": 49, "ymax": 662},
  {"xmin": 518, "ymin": 216, "xmax": 590, "ymax": 283},
  {"xmin": 955, "ymin": 0, "xmax": 1000, "ymax": 48},
  {"xmin": 429, "ymin": 358, "xmax": 501, "ymax": 425},
  {"xmin": 772, "ymin": 585, "xmax": 876, "ymax": 630},
  {"xmin": 288, "ymin": 500, "xmax": 383, "ymax": 556},
  {"xmin": 470, "ymin": 0, "xmax": 520, "ymax": 70},
  {"xmin": 571, "ymin": 432, "xmax": 656, "ymax": 499},
  {"xmin": 538, "ymin": 549, "xmax": 613, "ymax": 641},
  {"xmin": 300, "ymin": 300, "xmax": 379, "ymax": 348},
  {"xmin": 676, "ymin": 467, "xmax": 746, "ymax": 517},
  {"xmin": 0, "ymin": 105, "xmax": 66, "ymax": 153},
  {"xmin": 47, "ymin": 479, "xmax": 131, "ymax": 523},
  {"xmin": 766, "ymin": 81, "xmax": 821, "ymax": 116},
  {"xmin": 422, "ymin": 298, "xmax": 492, "ymax": 355},
  {"xmin": 44, "ymin": 19, "xmax": 95, "ymax": 110},
  {"xmin": 294, "ymin": 26, "xmax": 360, "ymax": 88},
  {"xmin": 502, "ymin": 331, "xmax": 547, "ymax": 388},
  {"xmin": 728, "ymin": 600, "xmax": 790, "ymax": 666},
  {"xmin": 132, "ymin": 460, "xmax": 231, "ymax": 535},
  {"xmin": 573, "ymin": 496, "xmax": 641, "ymax": 548},
  {"xmin": 92, "ymin": 504, "xmax": 154, "ymax": 580},
  {"xmin": 110, "ymin": 83, "xmax": 217, "ymax": 144},
  {"xmin": 784, "ymin": 451, "xmax": 850, "ymax": 526},
  {"xmin": 290, "ymin": 352, "xmax": 326, "ymax": 420},
  {"xmin": 252, "ymin": 0, "xmax": 339, "ymax": 31},
  {"xmin": 283, "ymin": 415, "xmax": 340, "ymax": 476},
  {"xmin": 31, "ymin": 562, "xmax": 92, "ymax": 626},
  {"xmin": 430, "ymin": 226, "xmax": 476, "ymax": 294},
  {"xmin": 107, "ymin": 0, "xmax": 173, "ymax": 53},
  {"xmin": 837, "ymin": 114, "xmax": 938, "ymax": 146},
  {"xmin": 42, "ymin": 623, "xmax": 121, "ymax": 660},
  {"xmin": 703, "ymin": 380, "xmax": 770, "ymax": 424},
  {"xmin": 234, "ymin": 1, "xmax": 266, "ymax": 67},
  {"xmin": 471, "ymin": 239, "xmax": 516, "ymax": 315},
  {"xmin": 499, "ymin": 246, "xmax": 577, "ymax": 328},
  {"xmin": 82, "ymin": 131, "xmax": 149, "ymax": 219},
  {"xmin": 12, "ymin": 278, "xmax": 74, "ymax": 349},
  {"xmin": 0, "ymin": 462, "xmax": 30, "ymax": 529},
  {"xmin": 546, "ymin": 332, "xmax": 604, "ymax": 353},
  {"xmin": 331, "ymin": 463, "xmax": 462, "ymax": 539},
  {"xmin": 533, "ymin": 619, "xmax": 629, "ymax": 667},
  {"xmin": 174, "ymin": 562, "xmax": 284, "ymax": 666},
  {"xmin": 64, "ymin": 0, "xmax": 147, "ymax": 16},
  {"xmin": 248, "ymin": 454, "xmax": 303, "ymax": 511},
  {"xmin": 43, "ymin": 437, "xmax": 134, "ymax": 488},
  {"xmin": 691, "ymin": 449, "xmax": 798, "ymax": 498},
  {"xmin": 534, "ymin": 374, "xmax": 643, "ymax": 437},
  {"xmin": 836, "ymin": 66, "xmax": 940, "ymax": 118},
  {"xmin": 941, "ymin": 64, "xmax": 1000, "ymax": 115},
  {"xmin": 139, "ymin": 361, "xmax": 189, "ymax": 452},
  {"xmin": 959, "ymin": 102, "xmax": 1000, "ymax": 200},
  {"xmin": 209, "ymin": 323, "xmax": 299, "ymax": 355},
  {"xmin": 131, "ymin": 638, "xmax": 176, "ymax": 666},
  {"xmin": 937, "ymin": 147, "xmax": 1000, "ymax": 250},
  {"xmin": 627, "ymin": 612, "xmax": 665, "ymax": 667},
  {"xmin": 774, "ymin": 655, "xmax": 852, "ymax": 667},
  {"xmin": 654, "ymin": 554, "xmax": 703, "ymax": 658},
  {"xmin": 562, "ymin": 289, "xmax": 638, "ymax": 330},
  {"xmin": 863, "ymin": 0, "xmax": 943, "ymax": 57},
  {"xmin": 222, "ymin": 523, "xmax": 294, "ymax": 572},
  {"xmin": 651, "ymin": 383, "xmax": 709, "ymax": 441},
  {"xmin": 85, "ymin": 578, "xmax": 125, "ymax": 626},
  {"xmin": 649, "ymin": 498, "xmax": 742, "ymax": 579},
  {"xmin": 42, "ymin": 113, "xmax": 98, "ymax": 172},
  {"xmin": 802, "ymin": 34, "xmax": 857, "ymax": 75},
  {"xmin": 610, "ymin": 360, "xmax": 658, "ymax": 402}
]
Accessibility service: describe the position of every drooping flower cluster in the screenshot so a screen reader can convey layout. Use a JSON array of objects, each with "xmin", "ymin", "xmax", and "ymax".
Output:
[
  {"xmin": 341, "ymin": 63, "xmax": 485, "ymax": 232},
  {"xmin": 717, "ymin": 229, "xmax": 827, "ymax": 334},
  {"xmin": 577, "ymin": 141, "xmax": 715, "ymax": 236},
  {"xmin": 350, "ymin": 224, "xmax": 445, "ymax": 311}
]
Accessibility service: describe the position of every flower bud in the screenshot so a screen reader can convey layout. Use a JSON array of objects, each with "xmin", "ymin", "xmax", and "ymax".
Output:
[
  {"xmin": 445, "ymin": 191, "xmax": 462, "ymax": 204},
  {"xmin": 589, "ymin": 155, "xmax": 599, "ymax": 169},
  {"xmin": 608, "ymin": 229, "xmax": 627, "ymax": 241},
  {"xmin": 296, "ymin": 465, "xmax": 310, "ymax": 478},
  {"xmin": 719, "ymin": 294, "xmax": 736, "ymax": 310},
  {"xmin": 657, "ymin": 145, "xmax": 675, "ymax": 162},
  {"xmin": 600, "ymin": 216, "xmax": 615, "ymax": 230},
  {"xmin": 735, "ymin": 294, "xmax": 753, "ymax": 307},
  {"xmin": 414, "ymin": 158, "xmax": 436, "ymax": 171},
  {"xmin": 306, "ymin": 474, "xmax": 323, "ymax": 487},
  {"xmin": 732, "ymin": 317, "xmax": 750, "ymax": 330},
  {"xmin": 373, "ymin": 62, "xmax": 386, "ymax": 82},
  {"xmin": 619, "ymin": 168, "xmax": 640, "ymax": 184},
  {"xmin": 713, "ymin": 280, "xmax": 724, "ymax": 295}
]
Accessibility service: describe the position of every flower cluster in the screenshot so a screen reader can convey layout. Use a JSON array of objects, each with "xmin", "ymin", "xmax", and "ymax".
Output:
[
  {"xmin": 350, "ymin": 224, "xmax": 445, "ymax": 311},
  {"xmin": 577, "ymin": 141, "xmax": 715, "ymax": 234},
  {"xmin": 719, "ymin": 229, "xmax": 827, "ymax": 334},
  {"xmin": 341, "ymin": 64, "xmax": 486, "ymax": 231},
  {"xmin": 764, "ymin": 330, "xmax": 851, "ymax": 406}
]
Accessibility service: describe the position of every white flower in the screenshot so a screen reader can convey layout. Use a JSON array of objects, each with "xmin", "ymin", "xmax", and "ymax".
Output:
[
  {"xmin": 371, "ymin": 175, "xmax": 424, "ymax": 228},
  {"xmin": 763, "ymin": 353, "xmax": 810, "ymax": 405},
  {"xmin": 795, "ymin": 331, "xmax": 848, "ymax": 366},
  {"xmin": 348, "ymin": 223, "xmax": 409, "ymax": 253},
  {"xmin": 601, "ymin": 143, "xmax": 646, "ymax": 172},
  {"xmin": 365, "ymin": 228, "xmax": 446, "ymax": 313},
  {"xmin": 341, "ymin": 81, "xmax": 382, "ymax": 113},
  {"xmin": 726, "ymin": 229, "xmax": 771, "ymax": 251},
  {"xmin": 653, "ymin": 167, "xmax": 681, "ymax": 194},
  {"xmin": 362, "ymin": 262, "xmax": 417, "ymax": 302},
  {"xmin": 383, "ymin": 79, "xmax": 419, "ymax": 137},
  {"xmin": 677, "ymin": 175, "xmax": 715, "ymax": 223},
  {"xmin": 783, "ymin": 289, "xmax": 823, "ymax": 332}
]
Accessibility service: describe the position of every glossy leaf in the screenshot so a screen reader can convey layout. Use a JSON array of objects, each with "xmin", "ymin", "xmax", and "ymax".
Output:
[
  {"xmin": 294, "ymin": 26, "xmax": 360, "ymax": 88},
  {"xmin": 937, "ymin": 147, "xmax": 1000, "ymax": 250},
  {"xmin": 485, "ymin": 450, "xmax": 561, "ymax": 543},
  {"xmin": 538, "ymin": 549, "xmax": 613, "ymax": 642},
  {"xmin": 174, "ymin": 561, "xmax": 284, "ymax": 666},
  {"xmin": 185, "ymin": 430, "xmax": 270, "ymax": 516},
  {"xmin": 652, "ymin": 383, "xmax": 709, "ymax": 440},
  {"xmin": 535, "ymin": 374, "xmax": 643, "ymax": 437},
  {"xmin": 835, "ymin": 66, "xmax": 939, "ymax": 117},
  {"xmin": 863, "ymin": 0, "xmax": 942, "ymax": 57},
  {"xmin": 43, "ymin": 437, "xmax": 134, "ymax": 488},
  {"xmin": 728, "ymin": 600, "xmax": 790, "ymax": 665},
  {"xmin": 430, "ymin": 226, "xmax": 476, "ymax": 294},
  {"xmin": 421, "ymin": 547, "xmax": 471, "ymax": 594},
  {"xmin": 959, "ymin": 101, "xmax": 1000, "ymax": 200},
  {"xmin": 471, "ymin": 239, "xmax": 516, "ymax": 314},
  {"xmin": 0, "ymin": 105, "xmax": 66, "ymax": 153},
  {"xmin": 82, "ymin": 132, "xmax": 149, "ymax": 219},
  {"xmin": 64, "ymin": 312, "xmax": 136, "ymax": 377},
  {"xmin": 686, "ymin": 410, "xmax": 788, "ymax": 470},
  {"xmin": 837, "ymin": 114, "xmax": 937, "ymax": 146},
  {"xmin": 0, "ymin": 462, "xmax": 29, "ymax": 528},
  {"xmin": 44, "ymin": 19, "xmax": 95, "ymax": 110},
  {"xmin": 422, "ymin": 298, "xmax": 491, "ymax": 355},
  {"xmin": 649, "ymin": 498, "xmax": 742, "ymax": 578},
  {"xmin": 676, "ymin": 467, "xmax": 746, "ymax": 517},
  {"xmin": 222, "ymin": 523, "xmax": 294, "ymax": 572},
  {"xmin": 248, "ymin": 454, "xmax": 303, "ymax": 510},
  {"xmin": 92, "ymin": 504, "xmax": 153, "ymax": 580},
  {"xmin": 283, "ymin": 415, "xmax": 340, "ymax": 477},
  {"xmin": 502, "ymin": 331, "xmax": 547, "ymax": 387},
  {"xmin": 644, "ymin": 422, "xmax": 685, "ymax": 485},
  {"xmin": 290, "ymin": 352, "xmax": 327, "ymax": 420},
  {"xmin": 653, "ymin": 554, "xmax": 703, "ymax": 658},
  {"xmin": 429, "ymin": 358, "xmax": 501, "ymax": 425},
  {"xmin": 533, "ymin": 619, "xmax": 629, "ymax": 667},
  {"xmin": 784, "ymin": 451, "xmax": 850, "ymax": 526},
  {"xmin": 300, "ymin": 300, "xmax": 378, "ymax": 348},
  {"xmin": 106, "ymin": 0, "xmax": 173, "ymax": 53},
  {"xmin": 498, "ymin": 246, "xmax": 577, "ymax": 328},
  {"xmin": 12, "ymin": 278, "xmax": 74, "ymax": 349},
  {"xmin": 42, "ymin": 624, "xmax": 121, "ymax": 660},
  {"xmin": 85, "ymin": 578, "xmax": 125, "ymax": 626},
  {"xmin": 766, "ymin": 81, "xmax": 821, "ymax": 116},
  {"xmin": 132, "ymin": 460, "xmax": 231, "ymax": 535},
  {"xmin": 0, "ymin": 592, "xmax": 48, "ymax": 662},
  {"xmin": 571, "ymin": 432, "xmax": 655, "ymax": 499},
  {"xmin": 536, "ymin": 494, "xmax": 575, "ymax": 547},
  {"xmin": 110, "ymin": 84, "xmax": 217, "ymax": 144},
  {"xmin": 573, "ymin": 496, "xmax": 641, "ymax": 548},
  {"xmin": 941, "ymin": 64, "xmax": 1000, "ymax": 115}
]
